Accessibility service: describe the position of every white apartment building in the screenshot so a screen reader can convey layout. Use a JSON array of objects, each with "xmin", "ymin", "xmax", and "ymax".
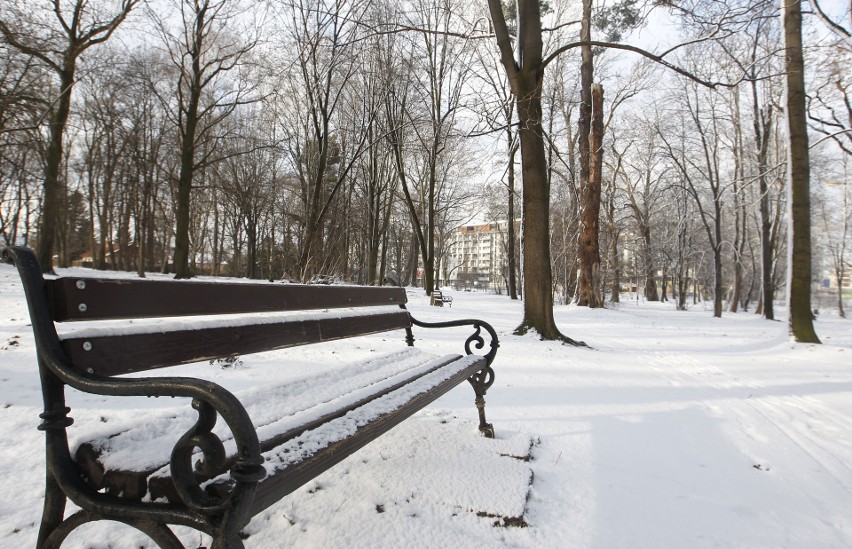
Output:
[{"xmin": 442, "ymin": 221, "xmax": 517, "ymax": 291}]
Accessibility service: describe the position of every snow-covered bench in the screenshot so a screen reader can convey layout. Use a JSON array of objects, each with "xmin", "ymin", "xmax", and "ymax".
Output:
[
  {"xmin": 2, "ymin": 246, "xmax": 498, "ymax": 548},
  {"xmin": 430, "ymin": 290, "xmax": 453, "ymax": 307}
]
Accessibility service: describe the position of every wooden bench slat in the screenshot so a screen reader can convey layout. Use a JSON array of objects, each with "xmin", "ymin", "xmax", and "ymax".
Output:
[
  {"xmin": 250, "ymin": 355, "xmax": 486, "ymax": 514},
  {"xmin": 61, "ymin": 310, "xmax": 412, "ymax": 376},
  {"xmin": 46, "ymin": 277, "xmax": 407, "ymax": 321},
  {"xmin": 79, "ymin": 353, "xmax": 466, "ymax": 503}
]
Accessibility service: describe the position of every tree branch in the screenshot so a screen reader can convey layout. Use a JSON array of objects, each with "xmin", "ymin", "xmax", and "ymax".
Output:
[{"xmin": 544, "ymin": 40, "xmax": 738, "ymax": 89}]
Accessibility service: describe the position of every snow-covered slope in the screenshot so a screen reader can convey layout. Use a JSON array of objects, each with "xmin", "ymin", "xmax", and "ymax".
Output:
[{"xmin": 1, "ymin": 262, "xmax": 850, "ymax": 548}]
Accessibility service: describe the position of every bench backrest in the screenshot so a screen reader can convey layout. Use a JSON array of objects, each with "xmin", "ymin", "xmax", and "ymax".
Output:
[
  {"xmin": 0, "ymin": 240, "xmax": 409, "ymax": 378},
  {"xmin": 45, "ymin": 277, "xmax": 411, "ymax": 376}
]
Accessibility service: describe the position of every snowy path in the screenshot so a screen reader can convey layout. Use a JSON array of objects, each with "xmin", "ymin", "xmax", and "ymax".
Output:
[{"xmin": 504, "ymin": 304, "xmax": 852, "ymax": 549}]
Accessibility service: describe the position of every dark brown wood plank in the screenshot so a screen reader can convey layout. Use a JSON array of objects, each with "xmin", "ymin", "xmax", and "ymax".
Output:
[
  {"xmin": 61, "ymin": 311, "xmax": 412, "ymax": 375},
  {"xmin": 144, "ymin": 355, "xmax": 464, "ymax": 503},
  {"xmin": 45, "ymin": 277, "xmax": 407, "ymax": 322},
  {"xmin": 249, "ymin": 356, "xmax": 486, "ymax": 515}
]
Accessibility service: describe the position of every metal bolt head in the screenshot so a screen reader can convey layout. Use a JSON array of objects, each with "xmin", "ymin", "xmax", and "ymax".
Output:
[
  {"xmin": 86, "ymin": 368, "xmax": 95, "ymax": 374},
  {"xmin": 76, "ymin": 280, "xmax": 86, "ymax": 290},
  {"xmin": 82, "ymin": 341, "xmax": 92, "ymax": 351},
  {"xmin": 78, "ymin": 303, "xmax": 87, "ymax": 313}
]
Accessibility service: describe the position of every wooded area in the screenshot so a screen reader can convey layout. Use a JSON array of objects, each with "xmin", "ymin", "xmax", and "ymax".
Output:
[{"xmin": 1, "ymin": 0, "xmax": 849, "ymax": 342}]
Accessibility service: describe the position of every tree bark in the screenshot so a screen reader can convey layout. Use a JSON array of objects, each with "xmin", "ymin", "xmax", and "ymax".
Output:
[
  {"xmin": 37, "ymin": 67, "xmax": 75, "ymax": 274},
  {"xmin": 641, "ymin": 225, "xmax": 659, "ymax": 301},
  {"xmin": 507, "ymin": 130, "xmax": 519, "ymax": 300},
  {"xmin": 752, "ymin": 83, "xmax": 776, "ymax": 319},
  {"xmin": 783, "ymin": 0, "xmax": 820, "ymax": 342},
  {"xmin": 515, "ymin": 92, "xmax": 565, "ymax": 338},
  {"xmin": 172, "ymin": 3, "xmax": 206, "ymax": 280},
  {"xmin": 1, "ymin": 0, "xmax": 138, "ymax": 273},
  {"xmin": 577, "ymin": 81, "xmax": 604, "ymax": 307}
]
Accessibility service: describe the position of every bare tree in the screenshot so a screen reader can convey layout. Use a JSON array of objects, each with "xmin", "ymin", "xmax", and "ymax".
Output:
[
  {"xmin": 807, "ymin": 34, "xmax": 852, "ymax": 159},
  {"xmin": 384, "ymin": 0, "xmax": 475, "ymax": 295},
  {"xmin": 275, "ymin": 0, "xmax": 376, "ymax": 281},
  {"xmin": 217, "ymin": 118, "xmax": 276, "ymax": 279},
  {"xmin": 485, "ymin": 0, "xmax": 583, "ymax": 341},
  {"xmin": 0, "ymin": 51, "xmax": 47, "ymax": 248},
  {"xmin": 783, "ymin": 0, "xmax": 820, "ymax": 342},
  {"xmin": 147, "ymin": 0, "xmax": 261, "ymax": 278},
  {"xmin": 483, "ymin": 0, "xmax": 740, "ymax": 338},
  {"xmin": 619, "ymin": 120, "xmax": 668, "ymax": 302},
  {"xmin": 658, "ymin": 82, "xmax": 730, "ymax": 318},
  {"xmin": 77, "ymin": 53, "xmax": 137, "ymax": 271},
  {"xmin": 0, "ymin": 0, "xmax": 140, "ymax": 273},
  {"xmin": 472, "ymin": 29, "xmax": 520, "ymax": 300},
  {"xmin": 120, "ymin": 51, "xmax": 175, "ymax": 277},
  {"xmin": 815, "ymin": 166, "xmax": 850, "ymax": 318},
  {"xmin": 576, "ymin": 0, "xmax": 603, "ymax": 308}
]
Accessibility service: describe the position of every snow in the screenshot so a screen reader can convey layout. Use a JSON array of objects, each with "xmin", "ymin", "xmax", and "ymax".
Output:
[{"xmin": 1, "ymin": 262, "xmax": 851, "ymax": 548}]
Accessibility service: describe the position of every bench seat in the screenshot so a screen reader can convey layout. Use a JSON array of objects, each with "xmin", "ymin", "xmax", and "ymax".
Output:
[{"xmin": 74, "ymin": 349, "xmax": 483, "ymax": 508}]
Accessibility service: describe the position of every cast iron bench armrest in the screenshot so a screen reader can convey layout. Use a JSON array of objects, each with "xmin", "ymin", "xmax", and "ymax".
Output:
[{"xmin": 410, "ymin": 316, "xmax": 498, "ymax": 436}]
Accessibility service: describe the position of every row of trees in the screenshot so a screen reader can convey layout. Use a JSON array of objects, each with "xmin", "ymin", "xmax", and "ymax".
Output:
[{"xmin": 1, "ymin": 0, "xmax": 849, "ymax": 343}]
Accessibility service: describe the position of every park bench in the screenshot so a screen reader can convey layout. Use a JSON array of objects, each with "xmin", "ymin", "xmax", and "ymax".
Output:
[
  {"xmin": 430, "ymin": 290, "xmax": 453, "ymax": 307},
  {"xmin": 2, "ymin": 246, "xmax": 498, "ymax": 549}
]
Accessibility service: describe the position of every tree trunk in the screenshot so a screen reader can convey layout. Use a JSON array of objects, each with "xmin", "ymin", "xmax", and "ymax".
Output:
[
  {"xmin": 641, "ymin": 225, "xmax": 659, "ymax": 301},
  {"xmin": 609, "ymin": 226, "xmax": 620, "ymax": 303},
  {"xmin": 783, "ymin": 0, "xmax": 820, "ymax": 343},
  {"xmin": 507, "ymin": 131, "xmax": 519, "ymax": 300},
  {"xmin": 173, "ymin": 68, "xmax": 201, "ymax": 279},
  {"xmin": 3, "ymin": 0, "xmax": 138, "ymax": 273},
  {"xmin": 752, "ymin": 81, "xmax": 775, "ymax": 319},
  {"xmin": 516, "ymin": 95, "xmax": 562, "ymax": 337},
  {"xmin": 37, "ymin": 68, "xmax": 75, "ymax": 274},
  {"xmin": 486, "ymin": 0, "xmax": 582, "ymax": 342},
  {"xmin": 713, "ymin": 243, "xmax": 724, "ymax": 317},
  {"xmin": 576, "ymin": 0, "xmax": 603, "ymax": 308}
]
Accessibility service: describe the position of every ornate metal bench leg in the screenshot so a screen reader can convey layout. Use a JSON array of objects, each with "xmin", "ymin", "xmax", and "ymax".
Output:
[
  {"xmin": 475, "ymin": 394, "xmax": 495, "ymax": 438},
  {"xmin": 42, "ymin": 511, "xmax": 185, "ymax": 549},
  {"xmin": 37, "ymin": 394, "xmax": 74, "ymax": 547},
  {"xmin": 468, "ymin": 368, "xmax": 495, "ymax": 438},
  {"xmin": 38, "ymin": 472, "xmax": 66, "ymax": 547}
]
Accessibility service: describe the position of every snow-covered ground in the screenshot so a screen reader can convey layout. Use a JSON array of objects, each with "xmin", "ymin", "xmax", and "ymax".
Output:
[{"xmin": 1, "ymin": 261, "xmax": 851, "ymax": 548}]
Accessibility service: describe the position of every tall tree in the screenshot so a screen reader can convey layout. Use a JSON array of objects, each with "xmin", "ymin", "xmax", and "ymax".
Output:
[
  {"xmin": 123, "ymin": 52, "xmax": 174, "ymax": 277},
  {"xmin": 576, "ymin": 0, "xmax": 604, "ymax": 308},
  {"xmin": 806, "ymin": 24, "xmax": 851, "ymax": 159},
  {"xmin": 815, "ymin": 172, "xmax": 850, "ymax": 319},
  {"xmin": 621, "ymin": 124, "xmax": 666, "ymax": 302},
  {"xmin": 751, "ymin": 45, "xmax": 780, "ymax": 320},
  {"xmin": 0, "ymin": 0, "xmax": 139, "ymax": 273},
  {"xmin": 0, "ymin": 52, "xmax": 47, "ymax": 249},
  {"xmin": 486, "ymin": 0, "xmax": 581, "ymax": 341},
  {"xmin": 390, "ymin": 0, "xmax": 474, "ymax": 296},
  {"xmin": 658, "ymin": 82, "xmax": 729, "ymax": 318},
  {"xmin": 473, "ymin": 34, "xmax": 520, "ymax": 300},
  {"xmin": 782, "ymin": 0, "xmax": 820, "ymax": 342},
  {"xmin": 716, "ymin": 7, "xmax": 781, "ymax": 318},
  {"xmin": 148, "ymin": 0, "xmax": 260, "ymax": 279},
  {"xmin": 278, "ymin": 0, "xmax": 374, "ymax": 281},
  {"xmin": 484, "ymin": 0, "xmax": 720, "ymax": 337}
]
